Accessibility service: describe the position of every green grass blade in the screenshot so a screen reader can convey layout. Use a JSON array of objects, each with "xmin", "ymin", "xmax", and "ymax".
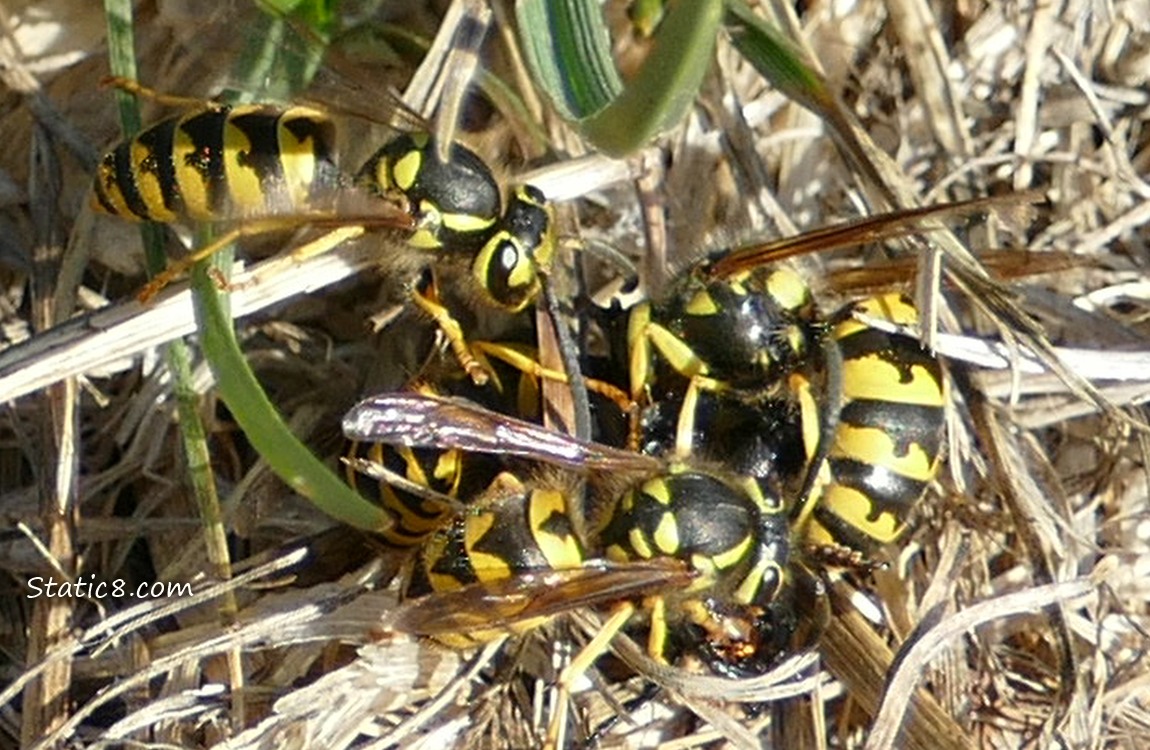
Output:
[
  {"xmin": 192, "ymin": 257, "xmax": 391, "ymax": 531},
  {"xmin": 518, "ymin": 0, "xmax": 722, "ymax": 156},
  {"xmin": 101, "ymin": 0, "xmax": 235, "ymax": 589},
  {"xmin": 192, "ymin": 2, "xmax": 388, "ymax": 531},
  {"xmin": 232, "ymin": 0, "xmax": 337, "ymax": 101},
  {"xmin": 517, "ymin": 0, "xmax": 622, "ymax": 122},
  {"xmin": 723, "ymin": 0, "xmax": 833, "ymax": 113},
  {"xmin": 583, "ymin": 0, "xmax": 722, "ymax": 155}
]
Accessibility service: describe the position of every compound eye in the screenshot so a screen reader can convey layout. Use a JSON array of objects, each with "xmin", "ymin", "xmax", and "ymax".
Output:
[{"xmin": 474, "ymin": 234, "xmax": 538, "ymax": 312}]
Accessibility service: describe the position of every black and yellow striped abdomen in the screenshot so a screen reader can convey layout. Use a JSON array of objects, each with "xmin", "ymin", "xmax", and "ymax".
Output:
[
  {"xmin": 402, "ymin": 477, "xmax": 586, "ymax": 647},
  {"xmin": 800, "ymin": 293, "xmax": 947, "ymax": 555},
  {"xmin": 343, "ymin": 440, "xmax": 501, "ymax": 549},
  {"xmin": 93, "ymin": 104, "xmax": 339, "ymax": 223}
]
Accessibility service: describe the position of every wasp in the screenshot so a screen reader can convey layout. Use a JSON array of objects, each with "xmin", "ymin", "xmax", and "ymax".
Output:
[
  {"xmin": 622, "ymin": 201, "xmax": 975, "ymax": 566},
  {"xmin": 635, "ymin": 282, "xmax": 947, "ymax": 564},
  {"xmin": 92, "ymin": 76, "xmax": 563, "ymax": 386},
  {"xmin": 91, "ymin": 81, "xmax": 415, "ymax": 295},
  {"xmin": 342, "ymin": 391, "xmax": 805, "ymax": 748},
  {"xmin": 91, "ymin": 80, "xmax": 526, "ymax": 283},
  {"xmin": 342, "ymin": 306, "xmax": 642, "ymax": 555}
]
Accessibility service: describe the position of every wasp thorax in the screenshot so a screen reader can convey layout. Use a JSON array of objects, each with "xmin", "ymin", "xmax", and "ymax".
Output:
[{"xmin": 358, "ymin": 132, "xmax": 501, "ymax": 250}]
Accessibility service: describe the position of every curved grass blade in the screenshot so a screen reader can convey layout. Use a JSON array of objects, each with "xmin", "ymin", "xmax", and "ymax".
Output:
[
  {"xmin": 723, "ymin": 0, "xmax": 832, "ymax": 115},
  {"xmin": 583, "ymin": 0, "xmax": 721, "ymax": 155},
  {"xmin": 195, "ymin": 257, "xmax": 391, "ymax": 532},
  {"xmin": 516, "ymin": 0, "xmax": 621, "ymax": 122},
  {"xmin": 518, "ymin": 0, "xmax": 723, "ymax": 156},
  {"xmin": 191, "ymin": 2, "xmax": 391, "ymax": 531}
]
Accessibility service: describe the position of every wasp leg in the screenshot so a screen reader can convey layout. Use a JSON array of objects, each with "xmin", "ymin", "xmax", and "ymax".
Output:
[
  {"xmin": 137, "ymin": 225, "xmax": 244, "ymax": 303},
  {"xmin": 672, "ymin": 377, "xmax": 704, "ymax": 461},
  {"xmin": 288, "ymin": 225, "xmax": 368, "ymax": 260},
  {"xmin": 100, "ymin": 75, "xmax": 216, "ymax": 109},
  {"xmin": 137, "ymin": 220, "xmax": 368, "ymax": 303},
  {"xmin": 786, "ymin": 369, "xmax": 829, "ymax": 531},
  {"xmin": 627, "ymin": 303, "xmax": 710, "ymax": 401},
  {"xmin": 408, "ymin": 275, "xmax": 490, "ymax": 386},
  {"xmin": 471, "ymin": 340, "xmax": 636, "ymax": 416}
]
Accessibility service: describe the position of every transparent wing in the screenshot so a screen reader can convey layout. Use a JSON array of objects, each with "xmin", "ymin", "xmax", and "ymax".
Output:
[
  {"xmin": 389, "ymin": 558, "xmax": 693, "ymax": 636},
  {"xmin": 343, "ymin": 392, "xmax": 663, "ymax": 474},
  {"xmin": 705, "ymin": 193, "xmax": 1045, "ymax": 279}
]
